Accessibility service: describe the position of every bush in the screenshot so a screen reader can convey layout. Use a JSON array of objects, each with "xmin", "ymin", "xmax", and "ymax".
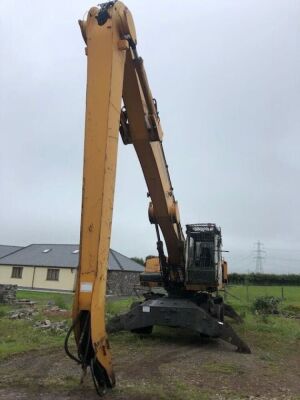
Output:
[{"xmin": 251, "ymin": 296, "xmax": 281, "ymax": 315}]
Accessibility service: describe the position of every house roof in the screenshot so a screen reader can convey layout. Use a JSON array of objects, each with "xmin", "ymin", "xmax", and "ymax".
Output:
[
  {"xmin": 0, "ymin": 244, "xmax": 144, "ymax": 272},
  {"xmin": 0, "ymin": 245, "xmax": 23, "ymax": 258}
]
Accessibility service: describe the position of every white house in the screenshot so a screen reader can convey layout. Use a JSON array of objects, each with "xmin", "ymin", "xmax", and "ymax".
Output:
[{"xmin": 0, "ymin": 244, "xmax": 144, "ymax": 295}]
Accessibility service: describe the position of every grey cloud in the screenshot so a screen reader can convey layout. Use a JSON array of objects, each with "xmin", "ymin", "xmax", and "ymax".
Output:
[{"xmin": 1, "ymin": 0, "xmax": 299, "ymax": 273}]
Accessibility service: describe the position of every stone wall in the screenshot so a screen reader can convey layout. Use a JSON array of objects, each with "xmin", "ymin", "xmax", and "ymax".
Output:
[
  {"xmin": 0, "ymin": 284, "xmax": 17, "ymax": 304},
  {"xmin": 107, "ymin": 271, "xmax": 140, "ymax": 296}
]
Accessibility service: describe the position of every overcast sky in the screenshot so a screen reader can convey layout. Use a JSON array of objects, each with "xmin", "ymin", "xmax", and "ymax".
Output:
[{"xmin": 1, "ymin": 0, "xmax": 300, "ymax": 273}]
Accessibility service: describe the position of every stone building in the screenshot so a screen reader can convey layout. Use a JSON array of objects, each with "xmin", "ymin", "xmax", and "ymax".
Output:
[{"xmin": 0, "ymin": 244, "xmax": 144, "ymax": 295}]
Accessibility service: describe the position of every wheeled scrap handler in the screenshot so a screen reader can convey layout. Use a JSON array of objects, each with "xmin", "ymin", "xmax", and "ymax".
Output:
[
  {"xmin": 65, "ymin": 0, "xmax": 250, "ymax": 396},
  {"xmin": 107, "ymin": 224, "xmax": 250, "ymax": 355}
]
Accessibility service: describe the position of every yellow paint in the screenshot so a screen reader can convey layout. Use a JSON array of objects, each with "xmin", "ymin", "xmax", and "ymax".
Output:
[
  {"xmin": 74, "ymin": 2, "xmax": 131, "ymax": 387},
  {"xmin": 222, "ymin": 260, "xmax": 228, "ymax": 284},
  {"xmin": 145, "ymin": 257, "xmax": 160, "ymax": 273},
  {"xmin": 73, "ymin": 1, "xmax": 187, "ymax": 385}
]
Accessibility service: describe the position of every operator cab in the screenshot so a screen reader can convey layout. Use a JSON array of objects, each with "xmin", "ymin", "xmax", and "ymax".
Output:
[{"xmin": 185, "ymin": 223, "xmax": 222, "ymax": 287}]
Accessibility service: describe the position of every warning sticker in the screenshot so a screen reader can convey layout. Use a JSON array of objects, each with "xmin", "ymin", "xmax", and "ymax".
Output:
[{"xmin": 80, "ymin": 282, "xmax": 93, "ymax": 293}]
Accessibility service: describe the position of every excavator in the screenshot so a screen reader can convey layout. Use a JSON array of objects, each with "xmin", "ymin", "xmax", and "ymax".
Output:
[{"xmin": 64, "ymin": 1, "xmax": 250, "ymax": 396}]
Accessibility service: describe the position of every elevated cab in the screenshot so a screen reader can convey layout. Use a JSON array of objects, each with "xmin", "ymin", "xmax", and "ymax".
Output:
[{"xmin": 185, "ymin": 224, "xmax": 223, "ymax": 290}]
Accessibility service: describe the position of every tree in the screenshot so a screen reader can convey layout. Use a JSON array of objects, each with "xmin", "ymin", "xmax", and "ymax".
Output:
[
  {"xmin": 145, "ymin": 255, "xmax": 157, "ymax": 261},
  {"xmin": 130, "ymin": 257, "xmax": 145, "ymax": 266}
]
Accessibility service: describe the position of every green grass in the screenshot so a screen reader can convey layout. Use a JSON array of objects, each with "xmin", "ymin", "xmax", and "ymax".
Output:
[
  {"xmin": 0, "ymin": 318, "xmax": 65, "ymax": 358},
  {"xmin": 0, "ymin": 290, "xmax": 74, "ymax": 359},
  {"xmin": 17, "ymin": 290, "xmax": 73, "ymax": 309},
  {"xmin": 116, "ymin": 380, "xmax": 213, "ymax": 400},
  {"xmin": 225, "ymin": 285, "xmax": 299, "ymax": 306},
  {"xmin": 204, "ymin": 361, "xmax": 241, "ymax": 375},
  {"xmin": 0, "ymin": 287, "xmax": 300, "ymax": 399},
  {"xmin": 16, "ymin": 290, "xmax": 136, "ymax": 313},
  {"xmin": 234, "ymin": 312, "xmax": 300, "ymax": 352},
  {"xmin": 225, "ymin": 285, "xmax": 300, "ymax": 355},
  {"xmin": 1, "ymin": 286, "xmax": 300, "ymax": 360},
  {"xmin": 0, "ymin": 292, "xmax": 138, "ymax": 359},
  {"xmin": 106, "ymin": 297, "xmax": 137, "ymax": 315}
]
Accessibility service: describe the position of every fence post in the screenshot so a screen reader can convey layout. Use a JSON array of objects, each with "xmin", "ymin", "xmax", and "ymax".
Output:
[
  {"xmin": 281, "ymin": 286, "xmax": 284, "ymax": 300},
  {"xmin": 246, "ymin": 284, "xmax": 249, "ymax": 303},
  {"xmin": 244, "ymin": 276, "xmax": 249, "ymax": 303}
]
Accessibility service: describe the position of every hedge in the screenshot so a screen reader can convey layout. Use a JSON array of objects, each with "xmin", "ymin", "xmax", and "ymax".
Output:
[{"xmin": 228, "ymin": 273, "xmax": 300, "ymax": 285}]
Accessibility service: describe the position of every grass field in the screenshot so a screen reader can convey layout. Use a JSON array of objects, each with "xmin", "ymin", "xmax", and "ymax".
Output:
[
  {"xmin": 0, "ymin": 286, "xmax": 299, "ymax": 399},
  {"xmin": 0, "ymin": 286, "xmax": 299, "ymax": 359},
  {"xmin": 226, "ymin": 285, "xmax": 300, "ymax": 307}
]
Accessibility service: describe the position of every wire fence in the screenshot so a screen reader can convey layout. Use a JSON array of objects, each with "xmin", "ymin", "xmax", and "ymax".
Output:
[{"xmin": 223, "ymin": 284, "xmax": 299, "ymax": 305}]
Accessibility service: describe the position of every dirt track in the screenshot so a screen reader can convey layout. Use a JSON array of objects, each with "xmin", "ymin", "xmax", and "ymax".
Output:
[{"xmin": 0, "ymin": 331, "xmax": 299, "ymax": 400}]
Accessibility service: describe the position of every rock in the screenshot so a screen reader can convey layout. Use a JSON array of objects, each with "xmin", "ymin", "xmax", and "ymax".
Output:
[
  {"xmin": 8, "ymin": 308, "xmax": 38, "ymax": 320},
  {"xmin": 15, "ymin": 299, "xmax": 36, "ymax": 306},
  {"xmin": 33, "ymin": 319, "xmax": 69, "ymax": 334}
]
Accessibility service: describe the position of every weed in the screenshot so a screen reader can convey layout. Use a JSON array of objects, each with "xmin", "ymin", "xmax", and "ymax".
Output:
[
  {"xmin": 204, "ymin": 362, "xmax": 240, "ymax": 375},
  {"xmin": 0, "ymin": 309, "xmax": 6, "ymax": 318},
  {"xmin": 251, "ymin": 296, "xmax": 281, "ymax": 315},
  {"xmin": 54, "ymin": 296, "xmax": 67, "ymax": 310}
]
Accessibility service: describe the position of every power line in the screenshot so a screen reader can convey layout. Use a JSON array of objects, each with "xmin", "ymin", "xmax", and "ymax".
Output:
[{"xmin": 264, "ymin": 247, "xmax": 300, "ymax": 253}]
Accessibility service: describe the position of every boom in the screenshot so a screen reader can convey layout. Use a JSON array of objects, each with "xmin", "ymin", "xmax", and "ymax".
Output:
[
  {"xmin": 70, "ymin": 1, "xmax": 184, "ymax": 392},
  {"xmin": 66, "ymin": 2, "xmax": 250, "ymax": 395},
  {"xmin": 120, "ymin": 50, "xmax": 185, "ymax": 267}
]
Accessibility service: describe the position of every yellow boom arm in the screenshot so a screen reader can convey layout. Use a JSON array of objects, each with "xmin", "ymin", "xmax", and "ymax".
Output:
[{"xmin": 70, "ymin": 1, "xmax": 184, "ymax": 393}]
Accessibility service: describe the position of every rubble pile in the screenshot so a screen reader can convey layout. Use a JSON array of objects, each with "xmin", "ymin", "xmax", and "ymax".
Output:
[
  {"xmin": 8, "ymin": 308, "xmax": 38, "ymax": 320},
  {"xmin": 34, "ymin": 319, "xmax": 69, "ymax": 334},
  {"xmin": 43, "ymin": 305, "xmax": 70, "ymax": 317},
  {"xmin": 3, "ymin": 295, "xmax": 70, "ymax": 334},
  {"xmin": 15, "ymin": 299, "xmax": 36, "ymax": 306},
  {"xmin": 0, "ymin": 284, "xmax": 17, "ymax": 304},
  {"xmin": 45, "ymin": 305, "xmax": 68, "ymax": 313}
]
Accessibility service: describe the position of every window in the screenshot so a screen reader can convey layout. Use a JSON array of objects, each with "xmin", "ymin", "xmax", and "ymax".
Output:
[
  {"xmin": 11, "ymin": 267, "xmax": 23, "ymax": 279},
  {"xmin": 195, "ymin": 241, "xmax": 201, "ymax": 263},
  {"xmin": 46, "ymin": 268, "xmax": 59, "ymax": 281},
  {"xmin": 188, "ymin": 236, "xmax": 194, "ymax": 266}
]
